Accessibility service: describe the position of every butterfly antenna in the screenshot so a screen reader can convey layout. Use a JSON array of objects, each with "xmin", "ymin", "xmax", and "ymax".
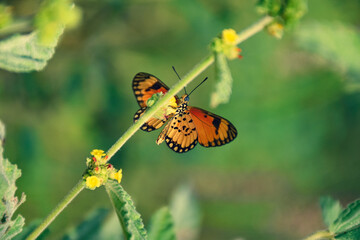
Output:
[
  {"xmin": 172, "ymin": 66, "xmax": 188, "ymax": 94},
  {"xmin": 188, "ymin": 77, "xmax": 208, "ymax": 97}
]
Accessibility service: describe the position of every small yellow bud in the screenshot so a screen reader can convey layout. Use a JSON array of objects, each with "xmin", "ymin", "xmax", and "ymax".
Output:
[
  {"xmin": 267, "ymin": 22, "xmax": 284, "ymax": 39},
  {"xmin": 110, "ymin": 169, "xmax": 123, "ymax": 184}
]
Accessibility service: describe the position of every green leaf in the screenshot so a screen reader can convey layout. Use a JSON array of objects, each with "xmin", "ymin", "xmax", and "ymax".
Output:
[
  {"xmin": 0, "ymin": 120, "xmax": 26, "ymax": 240},
  {"xmin": 330, "ymin": 199, "xmax": 360, "ymax": 236},
  {"xmin": 335, "ymin": 227, "xmax": 360, "ymax": 240},
  {"xmin": 62, "ymin": 208, "xmax": 109, "ymax": 240},
  {"xmin": 96, "ymin": 213, "xmax": 124, "ymax": 240},
  {"xmin": 148, "ymin": 207, "xmax": 176, "ymax": 240},
  {"xmin": 296, "ymin": 22, "xmax": 360, "ymax": 91},
  {"xmin": 210, "ymin": 52, "xmax": 233, "ymax": 108},
  {"xmin": 320, "ymin": 196, "xmax": 343, "ymax": 227},
  {"xmin": 170, "ymin": 184, "xmax": 201, "ymax": 240},
  {"xmin": 13, "ymin": 220, "xmax": 49, "ymax": 240},
  {"xmin": 0, "ymin": 30, "xmax": 63, "ymax": 73},
  {"xmin": 105, "ymin": 180, "xmax": 148, "ymax": 240}
]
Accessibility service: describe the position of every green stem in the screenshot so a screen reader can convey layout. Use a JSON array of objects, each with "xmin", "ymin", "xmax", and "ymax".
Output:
[
  {"xmin": 106, "ymin": 15, "xmax": 274, "ymax": 160},
  {"xmin": 236, "ymin": 15, "xmax": 273, "ymax": 45},
  {"xmin": 303, "ymin": 230, "xmax": 334, "ymax": 240},
  {"xmin": 26, "ymin": 15, "xmax": 274, "ymax": 239},
  {"xmin": 26, "ymin": 180, "xmax": 85, "ymax": 240}
]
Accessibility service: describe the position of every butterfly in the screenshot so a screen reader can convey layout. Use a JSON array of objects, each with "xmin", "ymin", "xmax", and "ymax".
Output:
[{"xmin": 132, "ymin": 72, "xmax": 237, "ymax": 153}]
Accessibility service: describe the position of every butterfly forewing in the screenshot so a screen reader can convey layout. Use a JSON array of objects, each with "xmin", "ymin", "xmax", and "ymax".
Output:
[
  {"xmin": 133, "ymin": 72, "xmax": 174, "ymax": 132},
  {"xmin": 189, "ymin": 107, "xmax": 237, "ymax": 147},
  {"xmin": 133, "ymin": 72, "xmax": 170, "ymax": 108},
  {"xmin": 157, "ymin": 110, "xmax": 198, "ymax": 153}
]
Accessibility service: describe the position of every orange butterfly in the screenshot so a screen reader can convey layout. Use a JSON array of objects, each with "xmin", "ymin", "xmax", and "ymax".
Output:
[{"xmin": 133, "ymin": 72, "xmax": 237, "ymax": 153}]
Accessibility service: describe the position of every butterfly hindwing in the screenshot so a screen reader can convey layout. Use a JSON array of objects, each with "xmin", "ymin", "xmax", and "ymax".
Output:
[
  {"xmin": 134, "ymin": 107, "xmax": 167, "ymax": 132},
  {"xmin": 157, "ymin": 111, "xmax": 198, "ymax": 153},
  {"xmin": 133, "ymin": 72, "xmax": 170, "ymax": 108},
  {"xmin": 189, "ymin": 107, "xmax": 237, "ymax": 147}
]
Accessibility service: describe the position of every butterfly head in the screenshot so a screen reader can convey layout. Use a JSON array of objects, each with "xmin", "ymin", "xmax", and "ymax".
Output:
[{"xmin": 181, "ymin": 94, "xmax": 190, "ymax": 103}]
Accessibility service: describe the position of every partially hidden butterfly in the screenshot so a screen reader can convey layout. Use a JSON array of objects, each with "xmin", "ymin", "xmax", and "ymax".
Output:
[{"xmin": 133, "ymin": 72, "xmax": 237, "ymax": 153}]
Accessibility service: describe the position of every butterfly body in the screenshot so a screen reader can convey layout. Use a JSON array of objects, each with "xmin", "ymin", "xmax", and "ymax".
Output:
[{"xmin": 133, "ymin": 72, "xmax": 237, "ymax": 153}]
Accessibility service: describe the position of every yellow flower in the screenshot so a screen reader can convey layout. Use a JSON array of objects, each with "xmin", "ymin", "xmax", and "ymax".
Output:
[
  {"xmin": 86, "ymin": 176, "xmax": 102, "ymax": 190},
  {"xmin": 90, "ymin": 149, "xmax": 106, "ymax": 159},
  {"xmin": 222, "ymin": 29, "xmax": 238, "ymax": 45},
  {"xmin": 110, "ymin": 169, "xmax": 123, "ymax": 184}
]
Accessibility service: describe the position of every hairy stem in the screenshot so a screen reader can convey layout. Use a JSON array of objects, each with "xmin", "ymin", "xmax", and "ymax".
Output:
[
  {"xmin": 26, "ymin": 180, "xmax": 85, "ymax": 240},
  {"xmin": 26, "ymin": 15, "xmax": 273, "ymax": 238}
]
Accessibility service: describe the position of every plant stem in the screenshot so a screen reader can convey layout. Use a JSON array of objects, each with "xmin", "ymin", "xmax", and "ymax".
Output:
[
  {"xmin": 236, "ymin": 15, "xmax": 273, "ymax": 45},
  {"xmin": 26, "ymin": 180, "xmax": 85, "ymax": 240},
  {"xmin": 106, "ymin": 15, "xmax": 273, "ymax": 160},
  {"xmin": 26, "ymin": 15, "xmax": 273, "ymax": 239},
  {"xmin": 303, "ymin": 230, "xmax": 334, "ymax": 240}
]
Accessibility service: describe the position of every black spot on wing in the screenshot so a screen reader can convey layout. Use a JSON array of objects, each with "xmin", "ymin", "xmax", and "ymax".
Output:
[
  {"xmin": 146, "ymin": 81, "xmax": 162, "ymax": 91},
  {"xmin": 212, "ymin": 117, "xmax": 221, "ymax": 129},
  {"xmin": 165, "ymin": 136, "xmax": 198, "ymax": 153},
  {"xmin": 134, "ymin": 107, "xmax": 165, "ymax": 132}
]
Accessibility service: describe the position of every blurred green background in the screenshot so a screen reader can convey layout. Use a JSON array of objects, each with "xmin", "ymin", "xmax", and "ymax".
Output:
[{"xmin": 1, "ymin": 0, "xmax": 360, "ymax": 239}]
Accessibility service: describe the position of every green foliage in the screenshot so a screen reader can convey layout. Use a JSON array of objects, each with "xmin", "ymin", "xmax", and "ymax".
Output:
[
  {"xmin": 0, "ymin": 32, "xmax": 62, "ymax": 72},
  {"xmin": 296, "ymin": 22, "xmax": 360, "ymax": 91},
  {"xmin": 105, "ymin": 180, "xmax": 148, "ymax": 240},
  {"xmin": 331, "ymin": 199, "xmax": 360, "ymax": 238},
  {"xmin": 170, "ymin": 184, "xmax": 201, "ymax": 240},
  {"xmin": 13, "ymin": 220, "xmax": 49, "ymax": 240},
  {"xmin": 62, "ymin": 208, "xmax": 109, "ymax": 240},
  {"xmin": 0, "ymin": 121, "xmax": 26, "ymax": 240},
  {"xmin": 0, "ymin": 4, "xmax": 12, "ymax": 29},
  {"xmin": 35, "ymin": 0, "xmax": 81, "ymax": 46},
  {"xmin": 210, "ymin": 52, "xmax": 233, "ymax": 108},
  {"xmin": 308, "ymin": 197, "xmax": 360, "ymax": 240},
  {"xmin": 256, "ymin": 0, "xmax": 307, "ymax": 28},
  {"xmin": 95, "ymin": 213, "xmax": 124, "ymax": 240},
  {"xmin": 320, "ymin": 197, "xmax": 343, "ymax": 228},
  {"xmin": 0, "ymin": 0, "xmax": 82, "ymax": 73},
  {"xmin": 148, "ymin": 207, "xmax": 176, "ymax": 240}
]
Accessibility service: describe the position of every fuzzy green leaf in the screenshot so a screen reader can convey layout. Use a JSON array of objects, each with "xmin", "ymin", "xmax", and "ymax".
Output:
[
  {"xmin": 62, "ymin": 208, "xmax": 109, "ymax": 240},
  {"xmin": 330, "ymin": 199, "xmax": 360, "ymax": 236},
  {"xmin": 335, "ymin": 227, "xmax": 360, "ymax": 240},
  {"xmin": 105, "ymin": 180, "xmax": 148, "ymax": 240},
  {"xmin": 296, "ymin": 22, "xmax": 360, "ymax": 91},
  {"xmin": 210, "ymin": 52, "xmax": 233, "ymax": 108},
  {"xmin": 0, "ymin": 30, "xmax": 63, "ymax": 73},
  {"xmin": 0, "ymin": 120, "xmax": 26, "ymax": 240},
  {"xmin": 320, "ymin": 196, "xmax": 343, "ymax": 228},
  {"xmin": 148, "ymin": 207, "xmax": 176, "ymax": 240},
  {"xmin": 13, "ymin": 220, "xmax": 48, "ymax": 240},
  {"xmin": 170, "ymin": 184, "xmax": 201, "ymax": 240}
]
